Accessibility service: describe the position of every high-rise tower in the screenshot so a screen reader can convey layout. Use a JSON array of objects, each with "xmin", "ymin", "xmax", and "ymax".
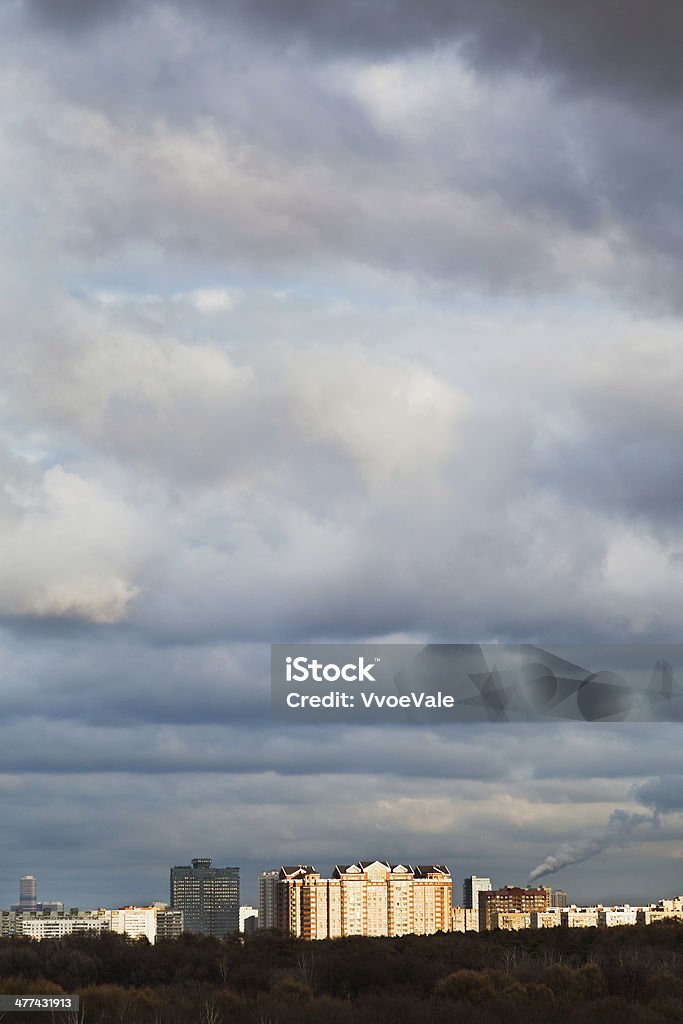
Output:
[
  {"xmin": 19, "ymin": 876, "xmax": 37, "ymax": 911},
  {"xmin": 258, "ymin": 870, "xmax": 279, "ymax": 930},
  {"xmin": 463, "ymin": 875, "xmax": 491, "ymax": 910},
  {"xmin": 170, "ymin": 858, "xmax": 239, "ymax": 937}
]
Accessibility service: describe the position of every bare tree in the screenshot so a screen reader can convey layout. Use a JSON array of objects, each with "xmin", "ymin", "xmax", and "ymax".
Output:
[
  {"xmin": 295, "ymin": 952, "xmax": 315, "ymax": 986},
  {"xmin": 115, "ymin": 992, "xmax": 134, "ymax": 1024},
  {"xmin": 200, "ymin": 999, "xmax": 221, "ymax": 1024},
  {"xmin": 216, "ymin": 955, "xmax": 230, "ymax": 984}
]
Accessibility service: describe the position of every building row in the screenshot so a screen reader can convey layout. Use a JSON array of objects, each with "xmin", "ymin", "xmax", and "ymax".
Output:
[
  {"xmin": 451, "ymin": 891, "xmax": 683, "ymax": 932},
  {"xmin": 9, "ymin": 864, "xmax": 683, "ymax": 943},
  {"xmin": 0, "ymin": 906, "xmax": 183, "ymax": 942}
]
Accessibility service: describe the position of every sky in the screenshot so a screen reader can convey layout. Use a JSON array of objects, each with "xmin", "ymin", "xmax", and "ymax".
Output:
[{"xmin": 1, "ymin": 0, "xmax": 683, "ymax": 910}]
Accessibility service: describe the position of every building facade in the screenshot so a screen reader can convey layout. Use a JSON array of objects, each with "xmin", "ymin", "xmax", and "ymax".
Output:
[
  {"xmin": 463, "ymin": 876, "xmax": 492, "ymax": 910},
  {"xmin": 479, "ymin": 886, "xmax": 549, "ymax": 930},
  {"xmin": 110, "ymin": 906, "xmax": 158, "ymax": 943},
  {"xmin": 1, "ymin": 909, "xmax": 111, "ymax": 939},
  {"xmin": 19, "ymin": 876, "xmax": 37, "ymax": 911},
  {"xmin": 239, "ymin": 905, "xmax": 259, "ymax": 934},
  {"xmin": 276, "ymin": 861, "xmax": 452, "ymax": 940},
  {"xmin": 258, "ymin": 870, "xmax": 279, "ymax": 930},
  {"xmin": 541, "ymin": 886, "xmax": 568, "ymax": 908},
  {"xmin": 156, "ymin": 907, "xmax": 184, "ymax": 940},
  {"xmin": 170, "ymin": 858, "xmax": 239, "ymax": 937},
  {"xmin": 451, "ymin": 907, "xmax": 480, "ymax": 932},
  {"xmin": 530, "ymin": 908, "xmax": 563, "ymax": 928}
]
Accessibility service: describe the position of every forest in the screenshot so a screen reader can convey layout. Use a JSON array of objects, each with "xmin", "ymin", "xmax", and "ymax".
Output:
[{"xmin": 1, "ymin": 923, "xmax": 683, "ymax": 1023}]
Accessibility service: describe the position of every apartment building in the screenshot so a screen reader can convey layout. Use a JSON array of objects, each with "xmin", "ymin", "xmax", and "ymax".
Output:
[
  {"xmin": 170, "ymin": 858, "xmax": 239, "ymax": 937},
  {"xmin": 276, "ymin": 860, "xmax": 452, "ymax": 940},
  {"xmin": 451, "ymin": 906, "xmax": 480, "ymax": 932},
  {"xmin": 3, "ymin": 909, "xmax": 111, "ymax": 939},
  {"xmin": 479, "ymin": 886, "xmax": 549, "ymax": 930},
  {"xmin": 110, "ymin": 906, "xmax": 158, "ymax": 943},
  {"xmin": 258, "ymin": 870, "xmax": 279, "ymax": 930}
]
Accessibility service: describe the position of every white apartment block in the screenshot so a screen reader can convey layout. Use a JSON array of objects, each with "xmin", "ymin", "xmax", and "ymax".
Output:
[
  {"xmin": 18, "ymin": 909, "xmax": 111, "ymax": 939},
  {"xmin": 598, "ymin": 905, "xmax": 639, "ymax": 927},
  {"xmin": 563, "ymin": 907, "xmax": 600, "ymax": 928},
  {"xmin": 110, "ymin": 906, "xmax": 158, "ymax": 943}
]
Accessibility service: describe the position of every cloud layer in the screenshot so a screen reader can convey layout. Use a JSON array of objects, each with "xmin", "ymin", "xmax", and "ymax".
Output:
[{"xmin": 1, "ymin": 0, "xmax": 683, "ymax": 907}]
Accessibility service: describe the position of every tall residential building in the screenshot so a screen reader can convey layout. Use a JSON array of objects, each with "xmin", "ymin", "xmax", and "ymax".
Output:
[
  {"xmin": 258, "ymin": 870, "xmax": 279, "ymax": 930},
  {"xmin": 541, "ymin": 885, "xmax": 568, "ymax": 908},
  {"xmin": 479, "ymin": 886, "xmax": 549, "ymax": 931},
  {"xmin": 463, "ymin": 875, "xmax": 492, "ymax": 910},
  {"xmin": 170, "ymin": 858, "xmax": 239, "ymax": 938},
  {"xmin": 19, "ymin": 876, "xmax": 37, "ymax": 911},
  {"xmin": 276, "ymin": 860, "xmax": 452, "ymax": 940}
]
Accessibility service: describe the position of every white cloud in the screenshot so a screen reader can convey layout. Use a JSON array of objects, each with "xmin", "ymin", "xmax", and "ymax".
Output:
[
  {"xmin": 0, "ymin": 461, "xmax": 145, "ymax": 623},
  {"xmin": 178, "ymin": 287, "xmax": 239, "ymax": 313}
]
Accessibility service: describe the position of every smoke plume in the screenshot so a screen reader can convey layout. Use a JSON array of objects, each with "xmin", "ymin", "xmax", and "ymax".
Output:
[
  {"xmin": 529, "ymin": 775, "xmax": 683, "ymax": 884},
  {"xmin": 527, "ymin": 809, "xmax": 656, "ymax": 884}
]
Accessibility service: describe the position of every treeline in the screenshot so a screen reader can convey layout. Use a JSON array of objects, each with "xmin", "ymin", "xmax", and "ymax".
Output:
[{"xmin": 1, "ymin": 923, "xmax": 683, "ymax": 1022}]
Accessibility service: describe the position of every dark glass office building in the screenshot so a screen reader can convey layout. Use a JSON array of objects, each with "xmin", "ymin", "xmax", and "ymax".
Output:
[{"xmin": 170, "ymin": 858, "xmax": 239, "ymax": 937}]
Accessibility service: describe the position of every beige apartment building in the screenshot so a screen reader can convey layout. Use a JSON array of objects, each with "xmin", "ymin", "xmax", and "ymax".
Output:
[
  {"xmin": 638, "ymin": 898, "xmax": 683, "ymax": 925},
  {"xmin": 276, "ymin": 861, "xmax": 451, "ymax": 940},
  {"xmin": 530, "ymin": 908, "xmax": 563, "ymax": 928},
  {"xmin": 491, "ymin": 911, "xmax": 531, "ymax": 931},
  {"xmin": 451, "ymin": 906, "xmax": 480, "ymax": 932}
]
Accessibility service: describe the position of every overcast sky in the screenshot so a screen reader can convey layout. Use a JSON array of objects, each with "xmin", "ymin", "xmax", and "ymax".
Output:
[{"xmin": 1, "ymin": 0, "xmax": 683, "ymax": 910}]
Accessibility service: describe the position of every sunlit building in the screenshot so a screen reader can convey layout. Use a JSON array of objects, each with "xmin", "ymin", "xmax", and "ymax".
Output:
[
  {"xmin": 451, "ymin": 906, "xmax": 479, "ymax": 932},
  {"xmin": 463, "ymin": 876, "xmax": 491, "ymax": 910},
  {"xmin": 12, "ymin": 909, "xmax": 111, "ymax": 939},
  {"xmin": 276, "ymin": 860, "xmax": 451, "ymax": 940},
  {"xmin": 479, "ymin": 886, "xmax": 549, "ymax": 930},
  {"xmin": 110, "ymin": 906, "xmax": 158, "ymax": 943}
]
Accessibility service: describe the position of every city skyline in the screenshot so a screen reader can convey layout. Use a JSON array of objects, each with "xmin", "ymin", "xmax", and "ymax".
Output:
[
  {"xmin": 6, "ymin": 861, "xmax": 681, "ymax": 922},
  {"xmin": 1, "ymin": 0, "xmax": 683, "ymax": 915},
  {"xmin": 3, "ymin": 864, "xmax": 682, "ymax": 942}
]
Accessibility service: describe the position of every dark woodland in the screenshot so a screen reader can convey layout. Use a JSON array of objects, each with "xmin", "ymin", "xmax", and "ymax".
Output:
[{"xmin": 2, "ymin": 924, "xmax": 683, "ymax": 1023}]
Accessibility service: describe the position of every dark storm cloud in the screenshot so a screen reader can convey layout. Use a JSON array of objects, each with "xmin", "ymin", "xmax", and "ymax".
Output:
[
  {"xmin": 7, "ymin": 1, "xmax": 683, "ymax": 303},
  {"xmin": 223, "ymin": 0, "xmax": 683, "ymax": 106},
  {"xmin": 24, "ymin": 0, "xmax": 683, "ymax": 105},
  {"xmin": 24, "ymin": 0, "xmax": 130, "ymax": 30},
  {"xmin": 633, "ymin": 775, "xmax": 683, "ymax": 814}
]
